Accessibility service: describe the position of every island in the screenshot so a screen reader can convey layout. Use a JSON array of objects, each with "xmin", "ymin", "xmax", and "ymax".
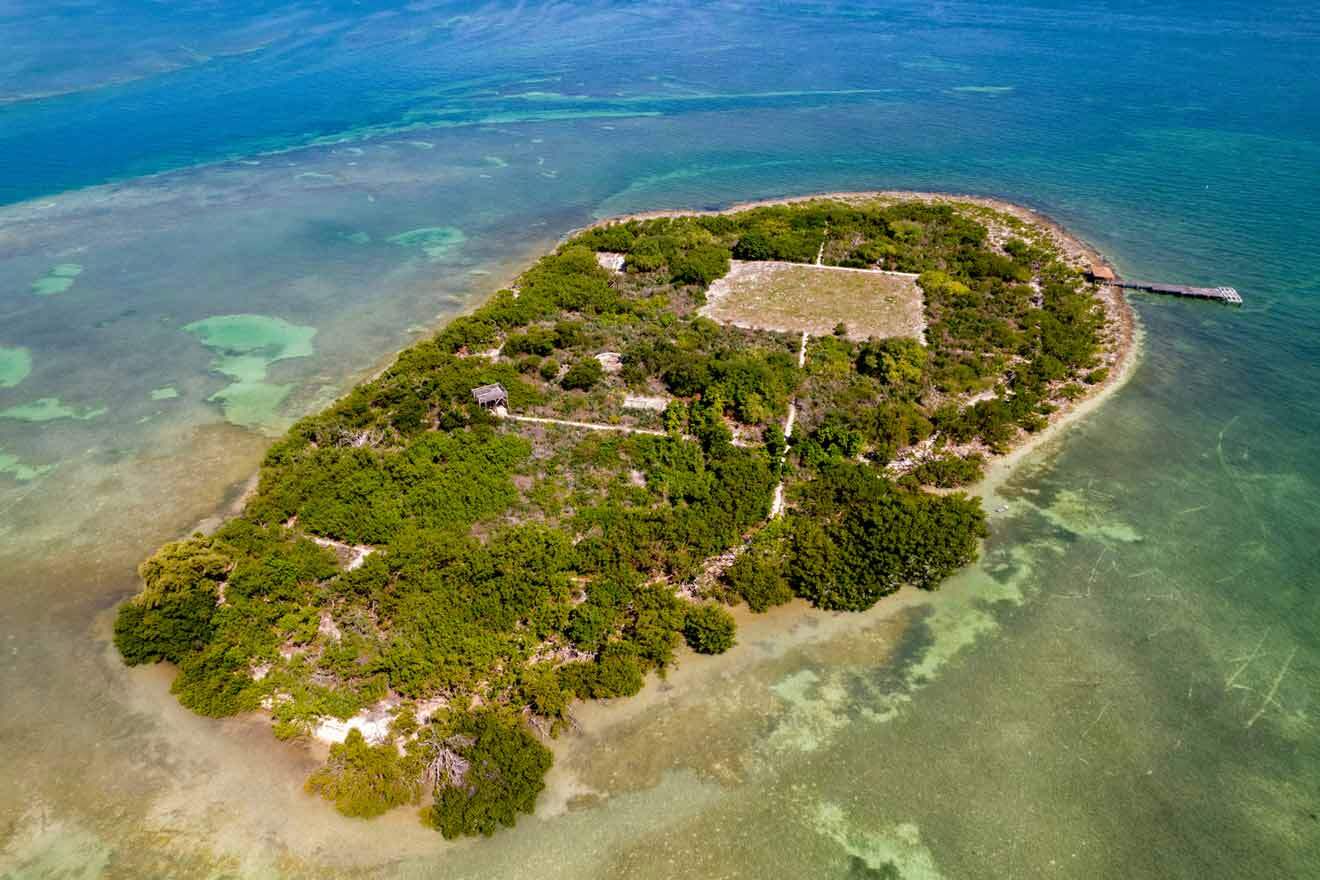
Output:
[{"xmin": 114, "ymin": 192, "xmax": 1131, "ymax": 837}]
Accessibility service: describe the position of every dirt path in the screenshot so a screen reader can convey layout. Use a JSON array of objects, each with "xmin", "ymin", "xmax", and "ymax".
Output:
[
  {"xmin": 311, "ymin": 536, "xmax": 375, "ymax": 571},
  {"xmin": 747, "ymin": 260, "xmax": 920, "ymax": 279},
  {"xmin": 499, "ymin": 411, "xmax": 669, "ymax": 437},
  {"xmin": 498, "ymin": 410, "xmax": 765, "ymax": 450},
  {"xmin": 770, "ymin": 332, "xmax": 808, "ymax": 518}
]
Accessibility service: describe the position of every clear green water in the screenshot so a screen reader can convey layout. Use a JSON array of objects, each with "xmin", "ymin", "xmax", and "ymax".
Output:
[
  {"xmin": 183, "ymin": 315, "xmax": 318, "ymax": 432},
  {"xmin": 29, "ymin": 264, "xmax": 83, "ymax": 297},
  {"xmin": 1, "ymin": 2, "xmax": 1318, "ymax": 877},
  {"xmin": 386, "ymin": 227, "xmax": 467, "ymax": 263},
  {"xmin": 0, "ymin": 398, "xmax": 105, "ymax": 423},
  {"xmin": 0, "ymin": 347, "xmax": 31, "ymax": 388}
]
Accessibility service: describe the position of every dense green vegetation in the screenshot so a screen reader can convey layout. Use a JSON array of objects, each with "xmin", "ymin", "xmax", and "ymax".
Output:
[
  {"xmin": 910, "ymin": 453, "xmax": 986, "ymax": 488},
  {"xmin": 784, "ymin": 462, "xmax": 985, "ymax": 611},
  {"xmin": 720, "ymin": 525, "xmax": 795, "ymax": 612},
  {"xmin": 305, "ymin": 728, "xmax": 423, "ymax": 819},
  {"xmin": 116, "ymin": 196, "xmax": 1113, "ymax": 834},
  {"xmin": 424, "ymin": 709, "xmax": 554, "ymax": 839},
  {"xmin": 683, "ymin": 603, "xmax": 738, "ymax": 654}
]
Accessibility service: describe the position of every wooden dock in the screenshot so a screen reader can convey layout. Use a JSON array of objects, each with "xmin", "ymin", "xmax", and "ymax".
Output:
[
  {"xmin": 1116, "ymin": 281, "xmax": 1242, "ymax": 305},
  {"xmin": 1088, "ymin": 265, "xmax": 1241, "ymax": 305}
]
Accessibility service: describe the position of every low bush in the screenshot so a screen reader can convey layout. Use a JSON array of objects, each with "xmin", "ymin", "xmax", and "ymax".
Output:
[{"xmin": 683, "ymin": 603, "xmax": 737, "ymax": 654}]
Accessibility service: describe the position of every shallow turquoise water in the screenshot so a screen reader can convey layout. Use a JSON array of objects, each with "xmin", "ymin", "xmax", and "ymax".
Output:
[{"xmin": 0, "ymin": 2, "xmax": 1317, "ymax": 876}]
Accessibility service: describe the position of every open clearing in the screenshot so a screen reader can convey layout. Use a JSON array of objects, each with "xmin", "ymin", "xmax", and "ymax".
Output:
[{"xmin": 700, "ymin": 260, "xmax": 926, "ymax": 341}]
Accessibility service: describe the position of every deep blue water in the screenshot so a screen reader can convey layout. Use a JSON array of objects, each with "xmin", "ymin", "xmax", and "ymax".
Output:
[
  {"xmin": 6, "ymin": 1, "xmax": 1319, "ymax": 206},
  {"xmin": 1, "ymin": 2, "xmax": 1318, "ymax": 877}
]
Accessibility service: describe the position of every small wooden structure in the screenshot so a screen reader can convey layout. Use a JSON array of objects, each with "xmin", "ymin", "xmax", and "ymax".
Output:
[
  {"xmin": 471, "ymin": 383, "xmax": 508, "ymax": 409},
  {"xmin": 1087, "ymin": 263, "xmax": 1117, "ymax": 283},
  {"xmin": 1088, "ymin": 261, "xmax": 1242, "ymax": 306}
]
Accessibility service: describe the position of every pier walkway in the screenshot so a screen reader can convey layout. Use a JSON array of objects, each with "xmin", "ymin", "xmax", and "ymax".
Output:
[
  {"xmin": 1087, "ymin": 263, "xmax": 1241, "ymax": 305},
  {"xmin": 1116, "ymin": 281, "xmax": 1242, "ymax": 305}
]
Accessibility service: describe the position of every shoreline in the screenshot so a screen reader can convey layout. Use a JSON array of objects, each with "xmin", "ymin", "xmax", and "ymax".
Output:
[
  {"xmin": 576, "ymin": 188, "xmax": 1138, "ymax": 486},
  {"xmin": 534, "ymin": 188, "xmax": 1140, "ymax": 693},
  {"xmin": 539, "ymin": 326, "xmax": 1144, "ymax": 811},
  {"xmin": 180, "ymin": 238, "xmax": 556, "ymax": 540},
  {"xmin": 125, "ymin": 188, "xmax": 1140, "ymax": 782},
  {"xmin": 293, "ymin": 190, "xmax": 1139, "ymax": 750},
  {"xmin": 190, "ymin": 188, "xmax": 1132, "ymax": 548}
]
